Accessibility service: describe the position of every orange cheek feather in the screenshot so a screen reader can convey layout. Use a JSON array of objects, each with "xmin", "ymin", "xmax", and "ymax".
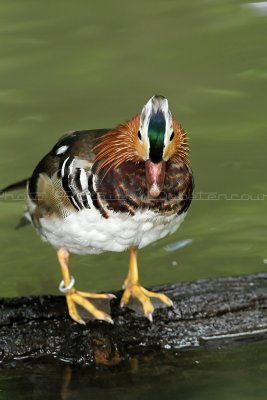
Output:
[
  {"xmin": 134, "ymin": 138, "xmax": 147, "ymax": 161},
  {"xmin": 164, "ymin": 118, "xmax": 189, "ymax": 163},
  {"xmin": 163, "ymin": 140, "xmax": 177, "ymax": 160}
]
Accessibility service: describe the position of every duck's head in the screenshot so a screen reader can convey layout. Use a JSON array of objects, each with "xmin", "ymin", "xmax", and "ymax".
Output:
[
  {"xmin": 137, "ymin": 95, "xmax": 178, "ymax": 197},
  {"xmin": 137, "ymin": 95, "xmax": 174, "ymax": 162},
  {"xmin": 95, "ymin": 95, "xmax": 189, "ymax": 198}
]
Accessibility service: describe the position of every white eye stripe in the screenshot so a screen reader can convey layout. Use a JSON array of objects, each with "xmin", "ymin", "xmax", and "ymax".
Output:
[{"xmin": 56, "ymin": 145, "xmax": 69, "ymax": 155}]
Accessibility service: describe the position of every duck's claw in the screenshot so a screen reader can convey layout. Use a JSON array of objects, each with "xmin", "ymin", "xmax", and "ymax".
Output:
[
  {"xmin": 120, "ymin": 283, "xmax": 173, "ymax": 321},
  {"xmin": 65, "ymin": 288, "xmax": 115, "ymax": 324}
]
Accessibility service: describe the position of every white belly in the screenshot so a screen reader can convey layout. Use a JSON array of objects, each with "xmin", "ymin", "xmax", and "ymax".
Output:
[{"xmin": 36, "ymin": 208, "xmax": 187, "ymax": 255}]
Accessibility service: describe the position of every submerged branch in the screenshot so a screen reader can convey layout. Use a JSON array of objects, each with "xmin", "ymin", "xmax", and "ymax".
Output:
[{"xmin": 0, "ymin": 273, "xmax": 267, "ymax": 366}]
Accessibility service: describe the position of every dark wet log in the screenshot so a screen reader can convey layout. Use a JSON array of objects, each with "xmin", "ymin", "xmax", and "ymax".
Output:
[{"xmin": 0, "ymin": 272, "xmax": 267, "ymax": 366}]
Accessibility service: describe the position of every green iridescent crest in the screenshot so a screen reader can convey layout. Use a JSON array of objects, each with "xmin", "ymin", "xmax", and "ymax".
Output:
[{"xmin": 148, "ymin": 113, "xmax": 166, "ymax": 162}]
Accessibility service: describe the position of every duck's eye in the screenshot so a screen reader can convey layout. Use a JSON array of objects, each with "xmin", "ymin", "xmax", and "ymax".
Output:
[
  {"xmin": 138, "ymin": 131, "xmax": 142, "ymax": 141},
  {"xmin": 170, "ymin": 131, "xmax": 174, "ymax": 141}
]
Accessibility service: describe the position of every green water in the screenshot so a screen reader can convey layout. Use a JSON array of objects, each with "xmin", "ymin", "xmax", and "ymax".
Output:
[
  {"xmin": 1, "ymin": 340, "xmax": 267, "ymax": 400},
  {"xmin": 0, "ymin": 0, "xmax": 267, "ymax": 398}
]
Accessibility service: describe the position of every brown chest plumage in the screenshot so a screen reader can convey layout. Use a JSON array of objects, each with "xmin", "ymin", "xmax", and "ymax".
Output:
[{"xmin": 96, "ymin": 160, "xmax": 193, "ymax": 216}]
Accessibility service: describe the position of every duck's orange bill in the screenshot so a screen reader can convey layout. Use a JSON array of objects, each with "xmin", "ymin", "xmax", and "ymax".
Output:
[{"xmin": 145, "ymin": 160, "xmax": 166, "ymax": 198}]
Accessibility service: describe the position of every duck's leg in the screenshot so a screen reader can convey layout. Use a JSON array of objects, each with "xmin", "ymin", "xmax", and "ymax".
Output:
[
  {"xmin": 120, "ymin": 247, "xmax": 173, "ymax": 321},
  {"xmin": 57, "ymin": 248, "xmax": 115, "ymax": 324}
]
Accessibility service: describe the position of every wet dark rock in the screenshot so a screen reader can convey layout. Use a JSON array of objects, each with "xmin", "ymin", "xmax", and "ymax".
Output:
[{"xmin": 0, "ymin": 273, "xmax": 267, "ymax": 366}]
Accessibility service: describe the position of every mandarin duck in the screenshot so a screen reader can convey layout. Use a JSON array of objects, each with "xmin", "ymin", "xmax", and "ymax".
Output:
[{"xmin": 0, "ymin": 95, "xmax": 193, "ymax": 324}]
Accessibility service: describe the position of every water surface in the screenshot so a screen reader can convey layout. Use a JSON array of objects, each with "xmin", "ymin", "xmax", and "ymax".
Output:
[{"xmin": 1, "ymin": 340, "xmax": 267, "ymax": 400}]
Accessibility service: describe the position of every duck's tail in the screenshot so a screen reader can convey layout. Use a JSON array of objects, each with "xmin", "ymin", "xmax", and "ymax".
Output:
[
  {"xmin": 0, "ymin": 178, "xmax": 31, "ymax": 229},
  {"xmin": 0, "ymin": 178, "xmax": 30, "ymax": 194}
]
